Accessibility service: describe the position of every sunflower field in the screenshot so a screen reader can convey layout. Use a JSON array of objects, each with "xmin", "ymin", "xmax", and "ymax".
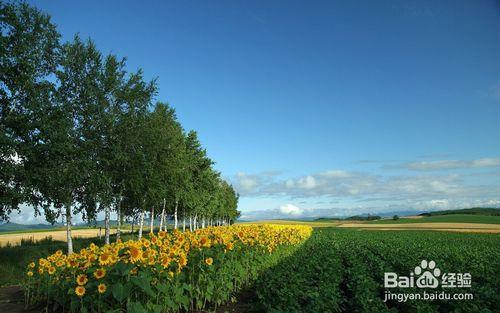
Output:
[{"xmin": 24, "ymin": 224, "xmax": 312, "ymax": 312}]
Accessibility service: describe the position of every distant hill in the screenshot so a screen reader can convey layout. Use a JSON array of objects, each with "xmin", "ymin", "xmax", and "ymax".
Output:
[
  {"xmin": 315, "ymin": 215, "xmax": 382, "ymax": 222},
  {"xmin": 419, "ymin": 207, "xmax": 500, "ymax": 217},
  {"xmin": 0, "ymin": 222, "xmax": 57, "ymax": 233}
]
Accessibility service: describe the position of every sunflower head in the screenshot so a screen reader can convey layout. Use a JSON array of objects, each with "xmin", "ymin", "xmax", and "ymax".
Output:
[
  {"xmin": 97, "ymin": 283, "xmax": 106, "ymax": 294},
  {"xmin": 128, "ymin": 246, "xmax": 143, "ymax": 263},
  {"xmin": 76, "ymin": 274, "xmax": 88, "ymax": 286},
  {"xmin": 93, "ymin": 268, "xmax": 106, "ymax": 279},
  {"xmin": 205, "ymin": 257, "xmax": 213, "ymax": 266},
  {"xmin": 75, "ymin": 286, "xmax": 86, "ymax": 297},
  {"xmin": 179, "ymin": 255, "xmax": 187, "ymax": 267}
]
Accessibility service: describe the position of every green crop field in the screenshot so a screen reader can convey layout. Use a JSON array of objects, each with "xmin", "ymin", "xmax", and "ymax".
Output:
[
  {"xmin": 1, "ymin": 226, "xmax": 499, "ymax": 312},
  {"xmin": 254, "ymin": 228, "xmax": 500, "ymax": 312}
]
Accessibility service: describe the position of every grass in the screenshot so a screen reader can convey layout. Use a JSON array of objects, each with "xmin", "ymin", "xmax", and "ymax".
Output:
[
  {"xmin": 366, "ymin": 214, "xmax": 500, "ymax": 224},
  {"xmin": 0, "ymin": 233, "xmax": 137, "ymax": 286},
  {"xmin": 0, "ymin": 225, "xmax": 134, "ymax": 235}
]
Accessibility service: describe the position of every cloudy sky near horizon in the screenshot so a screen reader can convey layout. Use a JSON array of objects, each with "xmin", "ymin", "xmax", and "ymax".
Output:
[{"xmin": 12, "ymin": 0, "xmax": 500, "ymax": 223}]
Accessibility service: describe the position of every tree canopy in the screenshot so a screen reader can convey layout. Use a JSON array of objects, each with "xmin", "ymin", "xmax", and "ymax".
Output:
[{"xmin": 0, "ymin": 1, "xmax": 240, "ymax": 252}]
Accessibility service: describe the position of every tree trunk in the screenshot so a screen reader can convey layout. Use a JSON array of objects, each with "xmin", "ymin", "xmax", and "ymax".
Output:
[
  {"xmin": 202, "ymin": 217, "xmax": 205, "ymax": 228},
  {"xmin": 150, "ymin": 206, "xmax": 154, "ymax": 233},
  {"xmin": 116, "ymin": 201, "xmax": 122, "ymax": 241},
  {"xmin": 138, "ymin": 210, "xmax": 145, "ymax": 240},
  {"xmin": 159, "ymin": 198, "xmax": 166, "ymax": 231},
  {"xmin": 174, "ymin": 200, "xmax": 178, "ymax": 229},
  {"xmin": 104, "ymin": 205, "xmax": 111, "ymax": 245},
  {"xmin": 182, "ymin": 217, "xmax": 186, "ymax": 231},
  {"xmin": 189, "ymin": 215, "xmax": 192, "ymax": 231},
  {"xmin": 65, "ymin": 204, "xmax": 73, "ymax": 254}
]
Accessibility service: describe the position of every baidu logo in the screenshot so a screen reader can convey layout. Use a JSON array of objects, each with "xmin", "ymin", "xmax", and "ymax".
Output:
[{"xmin": 384, "ymin": 260, "xmax": 471, "ymax": 289}]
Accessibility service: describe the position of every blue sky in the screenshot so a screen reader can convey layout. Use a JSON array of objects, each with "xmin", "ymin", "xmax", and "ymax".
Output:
[{"xmin": 15, "ymin": 0, "xmax": 500, "ymax": 222}]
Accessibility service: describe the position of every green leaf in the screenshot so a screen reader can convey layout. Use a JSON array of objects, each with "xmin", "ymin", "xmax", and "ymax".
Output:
[
  {"xmin": 111, "ymin": 282, "xmax": 127, "ymax": 302},
  {"xmin": 130, "ymin": 276, "xmax": 155, "ymax": 297},
  {"xmin": 128, "ymin": 301, "xmax": 146, "ymax": 313}
]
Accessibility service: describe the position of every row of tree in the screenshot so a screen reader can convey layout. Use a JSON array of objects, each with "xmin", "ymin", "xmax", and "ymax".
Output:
[{"xmin": 0, "ymin": 1, "xmax": 239, "ymax": 253}]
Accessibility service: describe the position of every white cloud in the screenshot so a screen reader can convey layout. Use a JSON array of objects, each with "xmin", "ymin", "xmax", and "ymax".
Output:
[
  {"xmin": 320, "ymin": 170, "xmax": 351, "ymax": 178},
  {"xmin": 296, "ymin": 176, "xmax": 317, "ymax": 189},
  {"xmin": 235, "ymin": 172, "xmax": 258, "ymax": 192},
  {"xmin": 232, "ymin": 171, "xmax": 283, "ymax": 196},
  {"xmin": 279, "ymin": 204, "xmax": 304, "ymax": 215},
  {"xmin": 404, "ymin": 158, "xmax": 500, "ymax": 171},
  {"xmin": 238, "ymin": 198, "xmax": 500, "ymax": 221},
  {"xmin": 230, "ymin": 158, "xmax": 500, "ymax": 221}
]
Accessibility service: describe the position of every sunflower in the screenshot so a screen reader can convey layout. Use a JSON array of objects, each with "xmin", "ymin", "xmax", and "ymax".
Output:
[
  {"xmin": 179, "ymin": 254, "xmax": 187, "ymax": 267},
  {"xmin": 27, "ymin": 271, "xmax": 33, "ymax": 277},
  {"xmin": 98, "ymin": 252, "xmax": 112, "ymax": 266},
  {"xmin": 48, "ymin": 267, "xmax": 56, "ymax": 275},
  {"xmin": 93, "ymin": 268, "xmax": 106, "ymax": 279},
  {"xmin": 161, "ymin": 256, "xmax": 171, "ymax": 268},
  {"xmin": 76, "ymin": 274, "xmax": 88, "ymax": 286},
  {"xmin": 205, "ymin": 257, "xmax": 213, "ymax": 266},
  {"xmin": 226, "ymin": 242, "xmax": 234, "ymax": 250},
  {"xmin": 199, "ymin": 236, "xmax": 210, "ymax": 247},
  {"xmin": 128, "ymin": 246, "xmax": 143, "ymax": 263},
  {"xmin": 29, "ymin": 262, "xmax": 35, "ymax": 269},
  {"xmin": 97, "ymin": 283, "xmax": 106, "ymax": 294},
  {"xmin": 75, "ymin": 286, "xmax": 86, "ymax": 297},
  {"xmin": 67, "ymin": 259, "xmax": 78, "ymax": 268}
]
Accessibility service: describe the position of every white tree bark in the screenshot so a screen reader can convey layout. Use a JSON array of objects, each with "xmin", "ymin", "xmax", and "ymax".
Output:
[
  {"xmin": 202, "ymin": 217, "xmax": 205, "ymax": 229},
  {"xmin": 116, "ymin": 201, "xmax": 121, "ymax": 241},
  {"xmin": 150, "ymin": 206, "xmax": 154, "ymax": 233},
  {"xmin": 159, "ymin": 198, "xmax": 166, "ymax": 231},
  {"xmin": 174, "ymin": 200, "xmax": 178, "ymax": 229},
  {"xmin": 104, "ymin": 205, "xmax": 111, "ymax": 245},
  {"xmin": 66, "ymin": 204, "xmax": 73, "ymax": 254},
  {"xmin": 138, "ymin": 210, "xmax": 145, "ymax": 240},
  {"xmin": 182, "ymin": 217, "xmax": 186, "ymax": 231}
]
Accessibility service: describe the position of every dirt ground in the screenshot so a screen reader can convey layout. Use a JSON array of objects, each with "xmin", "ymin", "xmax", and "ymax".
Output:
[{"xmin": 0, "ymin": 229, "xmax": 117, "ymax": 247}]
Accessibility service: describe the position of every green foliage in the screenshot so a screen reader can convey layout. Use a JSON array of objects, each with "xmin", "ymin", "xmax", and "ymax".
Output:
[
  {"xmin": 257, "ymin": 228, "xmax": 500, "ymax": 312},
  {"xmin": 0, "ymin": 0, "xmax": 60, "ymax": 219},
  {"xmin": 367, "ymin": 214, "xmax": 500, "ymax": 224},
  {"xmin": 0, "ymin": 1, "xmax": 240, "ymax": 248},
  {"xmin": 420, "ymin": 208, "xmax": 500, "ymax": 217}
]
